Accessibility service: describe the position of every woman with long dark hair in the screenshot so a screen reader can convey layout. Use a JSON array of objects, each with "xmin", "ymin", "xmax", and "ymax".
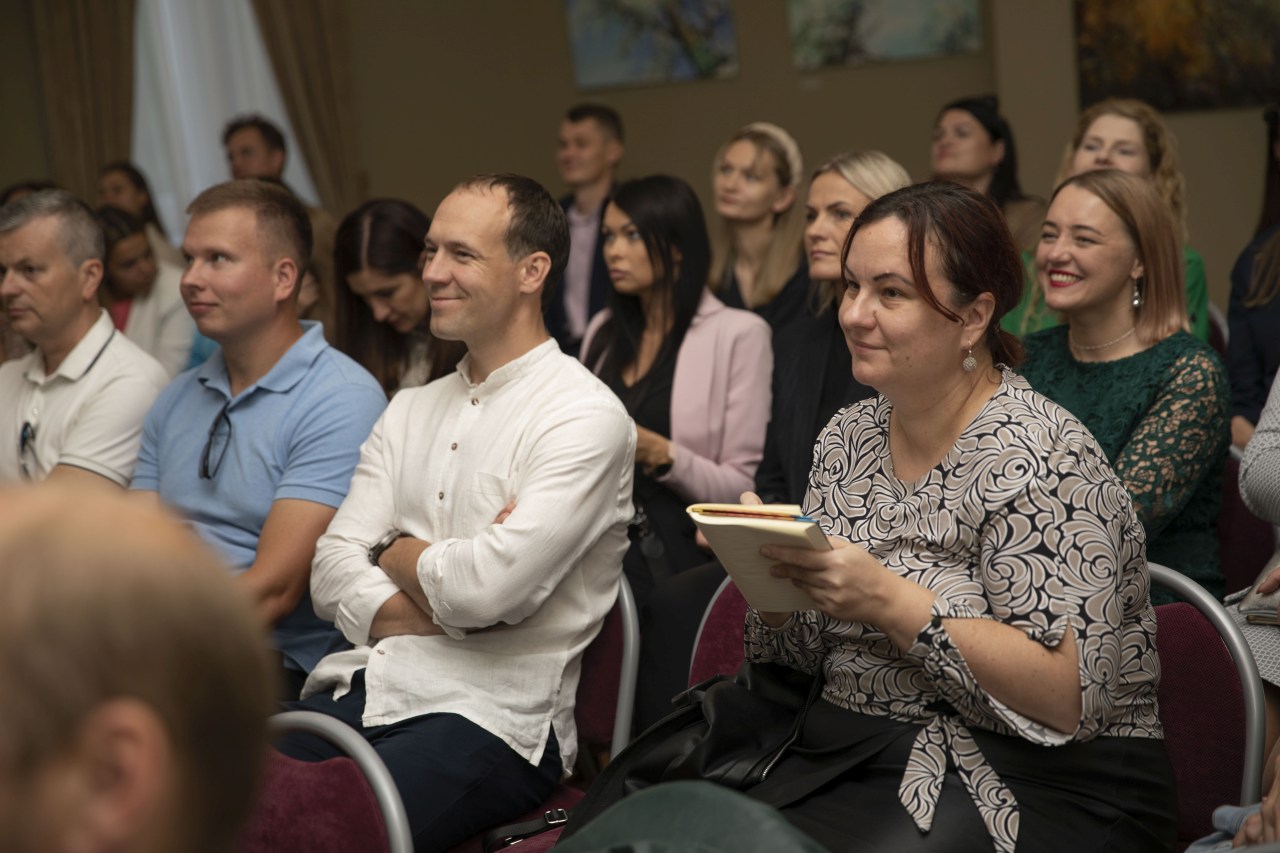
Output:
[
  {"xmin": 333, "ymin": 199, "xmax": 462, "ymax": 394},
  {"xmin": 582, "ymin": 175, "xmax": 771, "ymax": 604},
  {"xmin": 930, "ymin": 95, "xmax": 1045, "ymax": 251}
]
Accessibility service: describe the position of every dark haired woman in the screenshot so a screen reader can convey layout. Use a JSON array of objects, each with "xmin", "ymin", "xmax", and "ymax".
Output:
[
  {"xmin": 98, "ymin": 161, "xmax": 184, "ymax": 269},
  {"xmin": 95, "ymin": 206, "xmax": 195, "ymax": 377},
  {"xmin": 582, "ymin": 174, "xmax": 771, "ymax": 604},
  {"xmin": 716, "ymin": 182, "xmax": 1173, "ymax": 851},
  {"xmin": 1229, "ymin": 104, "xmax": 1280, "ymax": 448},
  {"xmin": 333, "ymin": 199, "xmax": 463, "ymax": 394},
  {"xmin": 931, "ymin": 95, "xmax": 1046, "ymax": 251}
]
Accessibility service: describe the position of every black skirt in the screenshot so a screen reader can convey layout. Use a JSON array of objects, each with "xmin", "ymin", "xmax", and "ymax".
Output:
[{"xmin": 749, "ymin": 699, "xmax": 1177, "ymax": 852}]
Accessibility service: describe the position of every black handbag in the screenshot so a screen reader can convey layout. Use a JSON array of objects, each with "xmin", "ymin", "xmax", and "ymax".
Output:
[
  {"xmin": 560, "ymin": 660, "xmax": 824, "ymax": 841},
  {"xmin": 482, "ymin": 661, "xmax": 822, "ymax": 851}
]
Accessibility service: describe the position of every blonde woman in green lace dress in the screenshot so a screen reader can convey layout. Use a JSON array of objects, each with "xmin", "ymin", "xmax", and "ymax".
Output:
[{"xmin": 1019, "ymin": 169, "xmax": 1228, "ymax": 602}]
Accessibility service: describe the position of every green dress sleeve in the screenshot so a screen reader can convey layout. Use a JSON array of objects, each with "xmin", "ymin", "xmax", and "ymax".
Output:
[{"xmin": 1109, "ymin": 348, "xmax": 1227, "ymax": 540}]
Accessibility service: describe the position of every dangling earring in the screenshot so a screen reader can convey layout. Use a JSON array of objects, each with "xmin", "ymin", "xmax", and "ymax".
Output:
[
  {"xmin": 962, "ymin": 343, "xmax": 977, "ymax": 373},
  {"xmin": 1132, "ymin": 279, "xmax": 1143, "ymax": 309}
]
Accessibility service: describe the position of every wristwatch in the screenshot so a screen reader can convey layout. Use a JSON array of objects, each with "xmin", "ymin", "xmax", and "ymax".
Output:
[{"xmin": 368, "ymin": 528, "xmax": 404, "ymax": 566}]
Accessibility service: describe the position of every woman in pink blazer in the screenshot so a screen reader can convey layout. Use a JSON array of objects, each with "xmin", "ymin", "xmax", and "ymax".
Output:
[{"xmin": 582, "ymin": 175, "xmax": 772, "ymax": 604}]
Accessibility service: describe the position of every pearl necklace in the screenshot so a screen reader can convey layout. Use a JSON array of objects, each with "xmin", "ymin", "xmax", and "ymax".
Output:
[{"xmin": 1069, "ymin": 326, "xmax": 1135, "ymax": 352}]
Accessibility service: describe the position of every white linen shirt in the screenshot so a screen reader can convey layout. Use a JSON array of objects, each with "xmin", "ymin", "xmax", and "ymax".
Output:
[
  {"xmin": 307, "ymin": 339, "xmax": 635, "ymax": 771},
  {"xmin": 0, "ymin": 310, "xmax": 168, "ymax": 485}
]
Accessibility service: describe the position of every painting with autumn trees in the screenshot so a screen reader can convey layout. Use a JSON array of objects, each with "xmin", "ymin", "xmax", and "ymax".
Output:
[{"xmin": 1076, "ymin": 0, "xmax": 1280, "ymax": 111}]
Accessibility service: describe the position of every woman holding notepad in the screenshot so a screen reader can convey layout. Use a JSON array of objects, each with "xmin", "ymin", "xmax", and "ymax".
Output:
[{"xmin": 728, "ymin": 182, "xmax": 1175, "ymax": 850}]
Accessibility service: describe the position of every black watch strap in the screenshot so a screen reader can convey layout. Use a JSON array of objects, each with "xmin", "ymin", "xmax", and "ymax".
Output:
[{"xmin": 368, "ymin": 529, "xmax": 404, "ymax": 565}]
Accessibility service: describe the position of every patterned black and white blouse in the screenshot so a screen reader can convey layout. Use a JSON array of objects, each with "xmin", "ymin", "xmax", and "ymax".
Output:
[{"xmin": 745, "ymin": 371, "xmax": 1164, "ymax": 853}]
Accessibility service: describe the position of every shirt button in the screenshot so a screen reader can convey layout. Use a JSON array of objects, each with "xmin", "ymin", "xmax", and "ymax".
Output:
[
  {"xmin": 470, "ymin": 398, "xmax": 478, "ymax": 406},
  {"xmin": 438, "ymin": 491, "xmax": 444, "ymax": 500},
  {"xmin": 376, "ymin": 649, "xmax": 386, "ymax": 655},
  {"xmin": 450, "ymin": 442, "xmax": 458, "ymax": 451}
]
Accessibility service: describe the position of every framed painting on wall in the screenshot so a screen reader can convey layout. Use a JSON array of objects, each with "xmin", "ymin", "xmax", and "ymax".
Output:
[
  {"xmin": 787, "ymin": 0, "xmax": 981, "ymax": 71},
  {"xmin": 1076, "ymin": 0, "xmax": 1280, "ymax": 111},
  {"xmin": 565, "ymin": 0, "xmax": 739, "ymax": 91}
]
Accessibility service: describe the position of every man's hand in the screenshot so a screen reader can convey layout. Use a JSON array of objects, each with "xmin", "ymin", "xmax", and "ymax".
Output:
[{"xmin": 378, "ymin": 535, "xmax": 432, "ymax": 612}]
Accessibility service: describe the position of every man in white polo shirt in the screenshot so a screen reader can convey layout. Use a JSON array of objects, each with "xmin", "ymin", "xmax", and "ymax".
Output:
[{"xmin": 0, "ymin": 190, "xmax": 168, "ymax": 486}]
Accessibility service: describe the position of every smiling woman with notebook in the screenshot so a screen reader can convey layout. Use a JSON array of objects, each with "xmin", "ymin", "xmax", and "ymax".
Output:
[{"xmin": 656, "ymin": 181, "xmax": 1177, "ymax": 852}]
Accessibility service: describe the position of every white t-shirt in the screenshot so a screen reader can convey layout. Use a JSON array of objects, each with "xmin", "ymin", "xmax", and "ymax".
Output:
[{"xmin": 0, "ymin": 310, "xmax": 169, "ymax": 485}]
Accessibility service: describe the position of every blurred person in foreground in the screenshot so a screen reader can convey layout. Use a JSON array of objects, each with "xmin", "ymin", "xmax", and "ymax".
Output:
[{"xmin": 0, "ymin": 483, "xmax": 274, "ymax": 853}]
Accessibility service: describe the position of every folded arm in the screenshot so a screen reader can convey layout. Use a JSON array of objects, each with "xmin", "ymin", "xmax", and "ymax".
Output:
[{"xmin": 418, "ymin": 399, "xmax": 635, "ymax": 632}]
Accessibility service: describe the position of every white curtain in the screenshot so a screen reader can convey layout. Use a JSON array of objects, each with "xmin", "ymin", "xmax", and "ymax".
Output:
[{"xmin": 131, "ymin": 0, "xmax": 321, "ymax": 241}]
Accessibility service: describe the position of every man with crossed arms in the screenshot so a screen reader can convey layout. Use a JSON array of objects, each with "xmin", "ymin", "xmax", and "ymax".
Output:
[{"xmin": 285, "ymin": 173, "xmax": 634, "ymax": 850}]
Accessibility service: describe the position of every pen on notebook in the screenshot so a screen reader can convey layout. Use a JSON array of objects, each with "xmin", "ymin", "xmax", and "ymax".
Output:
[{"xmin": 692, "ymin": 507, "xmax": 816, "ymax": 522}]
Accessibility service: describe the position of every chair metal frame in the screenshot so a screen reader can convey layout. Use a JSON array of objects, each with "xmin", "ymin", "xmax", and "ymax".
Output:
[
  {"xmin": 610, "ymin": 575, "xmax": 641, "ymax": 755},
  {"xmin": 1149, "ymin": 562, "xmax": 1266, "ymax": 804},
  {"xmin": 269, "ymin": 710, "xmax": 414, "ymax": 853}
]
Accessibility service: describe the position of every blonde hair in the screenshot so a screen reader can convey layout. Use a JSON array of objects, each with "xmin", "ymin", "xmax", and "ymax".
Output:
[
  {"xmin": 1055, "ymin": 98, "xmax": 1188, "ymax": 242},
  {"xmin": 0, "ymin": 485, "xmax": 274, "ymax": 853},
  {"xmin": 1054, "ymin": 170, "xmax": 1188, "ymax": 345},
  {"xmin": 809, "ymin": 150, "xmax": 912, "ymax": 310},
  {"xmin": 709, "ymin": 124, "xmax": 806, "ymax": 307}
]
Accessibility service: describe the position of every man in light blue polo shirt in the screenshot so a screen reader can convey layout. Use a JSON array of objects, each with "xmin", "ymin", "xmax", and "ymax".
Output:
[{"xmin": 132, "ymin": 179, "xmax": 385, "ymax": 698}]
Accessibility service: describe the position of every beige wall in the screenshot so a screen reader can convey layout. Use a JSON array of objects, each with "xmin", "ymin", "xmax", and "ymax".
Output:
[
  {"xmin": 0, "ymin": 0, "xmax": 1264, "ymax": 305},
  {"xmin": 347, "ymin": 0, "xmax": 992, "ymax": 222},
  {"xmin": 347, "ymin": 0, "xmax": 1264, "ymax": 307}
]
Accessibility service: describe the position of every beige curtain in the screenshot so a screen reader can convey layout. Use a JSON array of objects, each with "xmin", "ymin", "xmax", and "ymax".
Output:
[
  {"xmin": 31, "ymin": 0, "xmax": 136, "ymax": 202},
  {"xmin": 250, "ymin": 0, "xmax": 360, "ymax": 216}
]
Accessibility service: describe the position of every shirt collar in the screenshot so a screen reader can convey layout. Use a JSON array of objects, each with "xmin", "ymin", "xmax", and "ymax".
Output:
[
  {"xmin": 456, "ymin": 338, "xmax": 558, "ymax": 395},
  {"xmin": 197, "ymin": 321, "xmax": 328, "ymax": 402},
  {"xmin": 25, "ymin": 310, "xmax": 115, "ymax": 384}
]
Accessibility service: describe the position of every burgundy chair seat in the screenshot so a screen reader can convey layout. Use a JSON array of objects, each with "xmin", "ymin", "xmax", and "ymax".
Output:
[
  {"xmin": 238, "ymin": 750, "xmax": 389, "ymax": 853},
  {"xmin": 688, "ymin": 579, "xmax": 748, "ymax": 686},
  {"xmin": 1155, "ymin": 601, "xmax": 1248, "ymax": 846}
]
